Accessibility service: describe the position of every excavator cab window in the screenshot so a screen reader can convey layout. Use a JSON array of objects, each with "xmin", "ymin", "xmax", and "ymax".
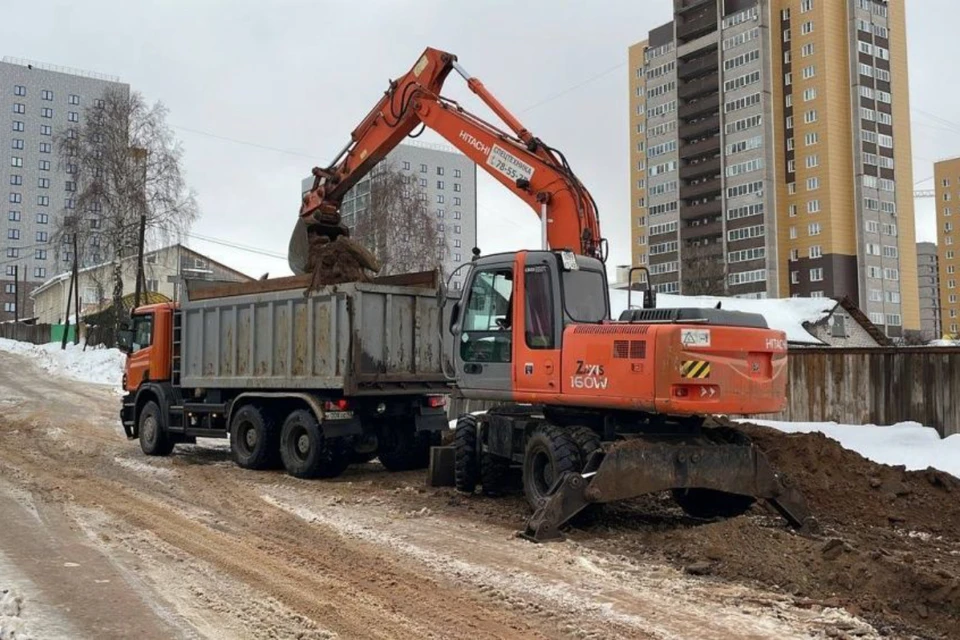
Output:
[
  {"xmin": 561, "ymin": 268, "xmax": 608, "ymax": 324},
  {"xmin": 524, "ymin": 265, "xmax": 555, "ymax": 349},
  {"xmin": 459, "ymin": 268, "xmax": 513, "ymax": 363}
]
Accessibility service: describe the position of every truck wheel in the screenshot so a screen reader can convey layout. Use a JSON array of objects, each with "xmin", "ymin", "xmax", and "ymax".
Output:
[
  {"xmin": 522, "ymin": 425, "xmax": 579, "ymax": 511},
  {"xmin": 230, "ymin": 404, "xmax": 278, "ymax": 470},
  {"xmin": 454, "ymin": 414, "xmax": 479, "ymax": 493},
  {"xmin": 671, "ymin": 489, "xmax": 756, "ymax": 520},
  {"xmin": 376, "ymin": 422, "xmax": 425, "ymax": 472},
  {"xmin": 280, "ymin": 409, "xmax": 350, "ymax": 479},
  {"xmin": 350, "ymin": 434, "xmax": 379, "ymax": 464},
  {"xmin": 480, "ymin": 450, "xmax": 511, "ymax": 497},
  {"xmin": 139, "ymin": 400, "xmax": 174, "ymax": 457}
]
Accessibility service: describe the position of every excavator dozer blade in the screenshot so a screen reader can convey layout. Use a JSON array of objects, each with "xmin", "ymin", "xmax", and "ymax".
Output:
[{"xmin": 521, "ymin": 439, "xmax": 812, "ymax": 543}]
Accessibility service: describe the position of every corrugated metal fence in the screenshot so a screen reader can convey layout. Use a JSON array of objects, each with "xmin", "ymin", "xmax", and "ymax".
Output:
[{"xmin": 448, "ymin": 347, "xmax": 960, "ymax": 438}]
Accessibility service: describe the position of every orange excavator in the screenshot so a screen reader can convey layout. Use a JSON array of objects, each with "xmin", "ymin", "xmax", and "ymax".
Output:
[{"xmin": 290, "ymin": 48, "xmax": 810, "ymax": 541}]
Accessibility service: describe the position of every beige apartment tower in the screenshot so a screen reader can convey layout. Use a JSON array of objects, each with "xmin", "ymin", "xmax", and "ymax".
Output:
[
  {"xmin": 934, "ymin": 157, "xmax": 960, "ymax": 338},
  {"xmin": 627, "ymin": 0, "xmax": 919, "ymax": 337}
]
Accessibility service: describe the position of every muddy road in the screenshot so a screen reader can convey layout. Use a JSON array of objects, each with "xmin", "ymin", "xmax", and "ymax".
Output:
[{"xmin": 0, "ymin": 349, "xmax": 938, "ymax": 639}]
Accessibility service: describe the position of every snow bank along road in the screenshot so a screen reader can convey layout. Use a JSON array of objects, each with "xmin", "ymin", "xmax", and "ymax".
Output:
[{"xmin": 0, "ymin": 348, "xmax": 883, "ymax": 639}]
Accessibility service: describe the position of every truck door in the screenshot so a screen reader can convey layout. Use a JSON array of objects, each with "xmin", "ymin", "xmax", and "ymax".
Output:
[
  {"xmin": 453, "ymin": 260, "xmax": 515, "ymax": 394},
  {"xmin": 126, "ymin": 312, "xmax": 155, "ymax": 391}
]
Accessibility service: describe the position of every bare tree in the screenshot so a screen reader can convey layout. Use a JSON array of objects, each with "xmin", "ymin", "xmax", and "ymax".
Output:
[
  {"xmin": 681, "ymin": 242, "xmax": 728, "ymax": 296},
  {"xmin": 55, "ymin": 86, "xmax": 198, "ymax": 338},
  {"xmin": 351, "ymin": 162, "xmax": 445, "ymax": 277}
]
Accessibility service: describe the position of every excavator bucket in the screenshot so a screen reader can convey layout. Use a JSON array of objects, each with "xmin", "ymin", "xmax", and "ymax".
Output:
[
  {"xmin": 288, "ymin": 217, "xmax": 310, "ymax": 276},
  {"xmin": 521, "ymin": 436, "xmax": 812, "ymax": 542}
]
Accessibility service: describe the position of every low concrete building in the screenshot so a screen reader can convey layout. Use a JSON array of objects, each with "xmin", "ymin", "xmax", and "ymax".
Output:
[{"xmin": 30, "ymin": 244, "xmax": 252, "ymax": 324}]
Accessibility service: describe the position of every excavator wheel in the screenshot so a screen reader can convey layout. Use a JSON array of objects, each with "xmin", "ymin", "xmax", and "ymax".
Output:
[
  {"xmin": 454, "ymin": 414, "xmax": 479, "ymax": 493},
  {"xmin": 566, "ymin": 426, "xmax": 601, "ymax": 468},
  {"xmin": 671, "ymin": 489, "xmax": 756, "ymax": 520},
  {"xmin": 480, "ymin": 450, "xmax": 511, "ymax": 497},
  {"xmin": 522, "ymin": 425, "xmax": 580, "ymax": 511}
]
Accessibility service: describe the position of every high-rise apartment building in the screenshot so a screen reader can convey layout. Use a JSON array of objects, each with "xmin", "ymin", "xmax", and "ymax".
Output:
[
  {"xmin": 916, "ymin": 241, "xmax": 940, "ymax": 340},
  {"xmin": 1, "ymin": 57, "xmax": 129, "ymax": 322},
  {"xmin": 301, "ymin": 142, "xmax": 478, "ymax": 291},
  {"xmin": 628, "ymin": 0, "xmax": 919, "ymax": 337},
  {"xmin": 934, "ymin": 157, "xmax": 960, "ymax": 337}
]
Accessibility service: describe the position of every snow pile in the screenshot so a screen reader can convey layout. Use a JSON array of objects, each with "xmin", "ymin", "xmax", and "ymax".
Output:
[
  {"xmin": 0, "ymin": 339, "xmax": 125, "ymax": 388},
  {"xmin": 744, "ymin": 419, "xmax": 960, "ymax": 478},
  {"xmin": 927, "ymin": 339, "xmax": 960, "ymax": 347},
  {"xmin": 608, "ymin": 289, "xmax": 837, "ymax": 344}
]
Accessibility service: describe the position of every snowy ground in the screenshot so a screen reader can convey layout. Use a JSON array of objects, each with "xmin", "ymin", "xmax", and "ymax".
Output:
[{"xmin": 0, "ymin": 339, "xmax": 124, "ymax": 388}]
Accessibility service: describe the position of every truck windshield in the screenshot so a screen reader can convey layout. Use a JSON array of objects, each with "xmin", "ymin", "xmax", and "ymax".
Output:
[{"xmin": 562, "ymin": 269, "xmax": 607, "ymax": 323}]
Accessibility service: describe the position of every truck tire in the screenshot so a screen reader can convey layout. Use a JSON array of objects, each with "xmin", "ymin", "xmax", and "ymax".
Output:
[
  {"xmin": 279, "ymin": 409, "xmax": 350, "ymax": 479},
  {"xmin": 480, "ymin": 450, "xmax": 511, "ymax": 497},
  {"xmin": 139, "ymin": 400, "xmax": 174, "ymax": 457},
  {"xmin": 230, "ymin": 404, "xmax": 278, "ymax": 470},
  {"xmin": 522, "ymin": 425, "xmax": 579, "ymax": 511},
  {"xmin": 454, "ymin": 414, "xmax": 479, "ymax": 493},
  {"xmin": 376, "ymin": 421, "xmax": 426, "ymax": 472},
  {"xmin": 671, "ymin": 489, "xmax": 756, "ymax": 520}
]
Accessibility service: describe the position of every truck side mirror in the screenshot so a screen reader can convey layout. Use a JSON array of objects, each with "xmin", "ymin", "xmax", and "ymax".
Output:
[
  {"xmin": 449, "ymin": 300, "xmax": 461, "ymax": 333},
  {"xmin": 117, "ymin": 329, "xmax": 134, "ymax": 354}
]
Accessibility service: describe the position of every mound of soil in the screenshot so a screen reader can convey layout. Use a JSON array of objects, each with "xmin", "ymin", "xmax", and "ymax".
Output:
[
  {"xmin": 583, "ymin": 423, "xmax": 960, "ymax": 639},
  {"xmin": 305, "ymin": 235, "xmax": 381, "ymax": 293}
]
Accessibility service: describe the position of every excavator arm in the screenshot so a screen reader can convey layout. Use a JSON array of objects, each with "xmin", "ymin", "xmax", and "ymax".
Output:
[{"xmin": 289, "ymin": 47, "xmax": 604, "ymax": 275}]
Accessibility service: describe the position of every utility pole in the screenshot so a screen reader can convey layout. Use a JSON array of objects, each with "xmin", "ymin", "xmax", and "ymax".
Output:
[
  {"xmin": 61, "ymin": 270, "xmax": 74, "ymax": 351},
  {"xmin": 12, "ymin": 265, "xmax": 18, "ymax": 338},
  {"xmin": 131, "ymin": 147, "xmax": 148, "ymax": 309},
  {"xmin": 73, "ymin": 230, "xmax": 80, "ymax": 345}
]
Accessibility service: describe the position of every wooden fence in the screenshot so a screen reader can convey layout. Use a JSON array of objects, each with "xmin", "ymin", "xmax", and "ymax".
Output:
[
  {"xmin": 0, "ymin": 323, "xmax": 52, "ymax": 344},
  {"xmin": 448, "ymin": 347, "xmax": 960, "ymax": 438}
]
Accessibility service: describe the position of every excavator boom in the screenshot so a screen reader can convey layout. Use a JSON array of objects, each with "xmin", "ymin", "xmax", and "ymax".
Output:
[{"xmin": 289, "ymin": 48, "xmax": 603, "ymax": 276}]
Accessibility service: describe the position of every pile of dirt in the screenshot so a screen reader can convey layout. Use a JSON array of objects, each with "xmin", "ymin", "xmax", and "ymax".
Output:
[
  {"xmin": 304, "ymin": 234, "xmax": 381, "ymax": 293},
  {"xmin": 584, "ymin": 423, "xmax": 960, "ymax": 639}
]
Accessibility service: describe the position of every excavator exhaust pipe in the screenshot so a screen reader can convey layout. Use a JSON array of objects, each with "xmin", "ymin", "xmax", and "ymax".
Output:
[{"xmin": 520, "ymin": 438, "xmax": 813, "ymax": 543}]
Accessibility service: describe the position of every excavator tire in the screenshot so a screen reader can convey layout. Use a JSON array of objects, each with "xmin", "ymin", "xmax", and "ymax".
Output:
[
  {"xmin": 480, "ymin": 450, "xmax": 511, "ymax": 497},
  {"xmin": 566, "ymin": 426, "xmax": 601, "ymax": 467},
  {"xmin": 522, "ymin": 425, "xmax": 580, "ymax": 511},
  {"xmin": 454, "ymin": 414, "xmax": 479, "ymax": 493},
  {"xmin": 671, "ymin": 489, "xmax": 756, "ymax": 520}
]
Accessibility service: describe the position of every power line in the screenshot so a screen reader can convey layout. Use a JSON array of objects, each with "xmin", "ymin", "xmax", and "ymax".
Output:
[
  {"xmin": 182, "ymin": 232, "xmax": 287, "ymax": 260},
  {"xmin": 520, "ymin": 61, "xmax": 627, "ymax": 114}
]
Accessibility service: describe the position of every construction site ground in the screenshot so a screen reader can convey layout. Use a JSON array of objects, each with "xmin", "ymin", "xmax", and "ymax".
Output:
[{"xmin": 0, "ymin": 348, "xmax": 958, "ymax": 640}]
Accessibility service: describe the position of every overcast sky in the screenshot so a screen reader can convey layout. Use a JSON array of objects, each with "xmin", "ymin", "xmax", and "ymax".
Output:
[{"xmin": 1, "ymin": 0, "xmax": 952, "ymax": 278}]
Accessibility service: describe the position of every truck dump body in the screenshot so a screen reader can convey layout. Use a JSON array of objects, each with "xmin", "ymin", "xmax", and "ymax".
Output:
[{"xmin": 180, "ymin": 281, "xmax": 449, "ymax": 395}]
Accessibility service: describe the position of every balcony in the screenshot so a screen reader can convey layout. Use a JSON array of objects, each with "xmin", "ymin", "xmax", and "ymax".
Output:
[
  {"xmin": 679, "ymin": 198, "xmax": 722, "ymax": 220},
  {"xmin": 677, "ymin": 53, "xmax": 718, "ymax": 81},
  {"xmin": 681, "ymin": 220, "xmax": 723, "ymax": 242},
  {"xmin": 678, "ymin": 74, "xmax": 719, "ymax": 101},
  {"xmin": 679, "ymin": 114, "xmax": 720, "ymax": 140},
  {"xmin": 680, "ymin": 155, "xmax": 721, "ymax": 181},
  {"xmin": 679, "ymin": 135, "xmax": 721, "ymax": 161},
  {"xmin": 676, "ymin": 0, "xmax": 714, "ymax": 13},
  {"xmin": 678, "ymin": 96, "xmax": 719, "ymax": 121},
  {"xmin": 677, "ymin": 8, "xmax": 718, "ymax": 42},
  {"xmin": 679, "ymin": 178, "xmax": 722, "ymax": 201}
]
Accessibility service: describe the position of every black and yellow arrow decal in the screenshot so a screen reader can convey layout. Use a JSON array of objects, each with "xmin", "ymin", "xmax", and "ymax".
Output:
[{"xmin": 680, "ymin": 360, "xmax": 711, "ymax": 379}]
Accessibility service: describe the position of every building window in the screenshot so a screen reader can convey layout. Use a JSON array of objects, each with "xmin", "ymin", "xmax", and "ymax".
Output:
[
  {"xmin": 453, "ymin": 211, "xmax": 462, "ymax": 220},
  {"xmin": 454, "ymin": 224, "xmax": 462, "ymax": 234},
  {"xmin": 801, "ymin": 0, "xmax": 813, "ymax": 12},
  {"xmin": 802, "ymin": 65, "xmax": 816, "ymax": 80},
  {"xmin": 8, "ymin": 210, "xmax": 20, "ymax": 221},
  {"xmin": 869, "ymin": 312, "xmax": 885, "ymax": 325},
  {"xmin": 810, "ymin": 245, "xmax": 822, "ymax": 259},
  {"xmin": 807, "ymin": 177, "xmax": 820, "ymax": 191},
  {"xmin": 437, "ymin": 180, "xmax": 444, "ymax": 189},
  {"xmin": 9, "ymin": 175, "xmax": 21, "ymax": 186},
  {"xmin": 3, "ymin": 284, "xmax": 12, "ymax": 294},
  {"xmin": 13, "ymin": 85, "xmax": 26, "ymax": 96},
  {"xmin": 6, "ymin": 248, "xmax": 18, "ymax": 258},
  {"xmin": 437, "ymin": 166, "xmax": 444, "ymax": 176},
  {"xmin": 12, "ymin": 121, "xmax": 24, "ymax": 132},
  {"xmin": 789, "ymin": 249, "xmax": 799, "ymax": 262},
  {"xmin": 11, "ymin": 139, "xmax": 24, "ymax": 150},
  {"xmin": 420, "ymin": 164, "xmax": 427, "ymax": 173},
  {"xmin": 34, "ymin": 267, "xmax": 46, "ymax": 279},
  {"xmin": 454, "ymin": 169, "xmax": 462, "ymax": 178},
  {"xmin": 11, "ymin": 157, "xmax": 23, "ymax": 168},
  {"xmin": 803, "ymin": 88, "xmax": 817, "ymax": 102},
  {"xmin": 789, "ymin": 226, "xmax": 797, "ymax": 239},
  {"xmin": 35, "ymin": 249, "xmax": 46, "ymax": 260},
  {"xmin": 41, "ymin": 89, "xmax": 53, "ymax": 101},
  {"xmin": 36, "ymin": 213, "xmax": 47, "ymax": 224},
  {"xmin": 453, "ymin": 197, "xmax": 461, "ymax": 206},
  {"xmin": 791, "ymin": 271, "xmax": 799, "ymax": 284},
  {"xmin": 40, "ymin": 124, "xmax": 52, "ymax": 136},
  {"xmin": 801, "ymin": 21, "xmax": 814, "ymax": 35},
  {"xmin": 437, "ymin": 194, "xmax": 444, "ymax": 204},
  {"xmin": 38, "ymin": 178, "xmax": 49, "ymax": 189},
  {"xmin": 13, "ymin": 103, "xmax": 25, "ymax": 114},
  {"xmin": 8, "ymin": 229, "xmax": 20, "ymax": 240},
  {"xmin": 65, "ymin": 181, "xmax": 76, "ymax": 192},
  {"xmin": 2, "ymin": 303, "xmax": 14, "ymax": 313},
  {"xmin": 437, "ymin": 209, "xmax": 445, "ymax": 218},
  {"xmin": 39, "ymin": 142, "xmax": 51, "ymax": 154},
  {"xmin": 804, "ymin": 109, "xmax": 818, "ymax": 124},
  {"xmin": 806, "ymin": 155, "xmax": 819, "ymax": 169},
  {"xmin": 39, "ymin": 160, "xmax": 50, "ymax": 171},
  {"xmin": 69, "ymin": 94, "xmax": 80, "ymax": 105},
  {"xmin": 808, "ymin": 223, "xmax": 822, "ymax": 236},
  {"xmin": 4, "ymin": 265, "xmax": 15, "ymax": 276},
  {"xmin": 41, "ymin": 108, "xmax": 53, "ymax": 118},
  {"xmin": 807, "ymin": 200, "xmax": 821, "ymax": 213},
  {"xmin": 37, "ymin": 195, "xmax": 49, "ymax": 206},
  {"xmin": 419, "ymin": 178, "xmax": 427, "ymax": 187},
  {"xmin": 36, "ymin": 231, "xmax": 48, "ymax": 243},
  {"xmin": 809, "ymin": 268, "xmax": 823, "ymax": 282},
  {"xmin": 453, "ymin": 183, "xmax": 461, "ymax": 193},
  {"xmin": 68, "ymin": 111, "xmax": 79, "ymax": 123},
  {"xmin": 8, "ymin": 193, "xmax": 21, "ymax": 203}
]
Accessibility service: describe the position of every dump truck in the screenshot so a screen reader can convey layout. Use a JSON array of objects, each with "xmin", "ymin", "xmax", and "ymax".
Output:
[{"xmin": 119, "ymin": 272, "xmax": 451, "ymax": 478}]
